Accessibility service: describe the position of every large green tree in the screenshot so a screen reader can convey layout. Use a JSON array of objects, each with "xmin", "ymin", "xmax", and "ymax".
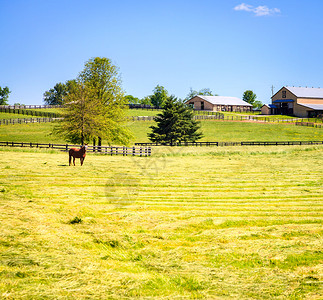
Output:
[
  {"xmin": 148, "ymin": 96, "xmax": 203, "ymax": 145},
  {"xmin": 243, "ymin": 90, "xmax": 257, "ymax": 106},
  {"xmin": 44, "ymin": 82, "xmax": 67, "ymax": 105},
  {"xmin": 78, "ymin": 57, "xmax": 122, "ymax": 103},
  {"xmin": 125, "ymin": 95, "xmax": 141, "ymax": 104},
  {"xmin": 0, "ymin": 86, "xmax": 11, "ymax": 105},
  {"xmin": 54, "ymin": 57, "xmax": 132, "ymax": 145},
  {"xmin": 150, "ymin": 85, "xmax": 168, "ymax": 108},
  {"xmin": 253, "ymin": 100, "xmax": 263, "ymax": 109},
  {"xmin": 54, "ymin": 83, "xmax": 106, "ymax": 145},
  {"xmin": 140, "ymin": 96, "xmax": 152, "ymax": 106},
  {"xmin": 77, "ymin": 57, "xmax": 131, "ymax": 146}
]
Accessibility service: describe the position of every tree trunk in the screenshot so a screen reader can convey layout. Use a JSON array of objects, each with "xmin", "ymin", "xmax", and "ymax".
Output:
[{"xmin": 98, "ymin": 137, "xmax": 102, "ymax": 152}]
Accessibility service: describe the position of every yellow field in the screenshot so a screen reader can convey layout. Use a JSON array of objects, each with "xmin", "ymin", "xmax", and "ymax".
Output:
[{"xmin": 0, "ymin": 146, "xmax": 322, "ymax": 299}]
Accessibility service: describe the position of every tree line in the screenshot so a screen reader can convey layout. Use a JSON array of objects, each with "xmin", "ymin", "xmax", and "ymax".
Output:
[
  {"xmin": 1, "ymin": 57, "xmax": 262, "ymax": 146},
  {"xmin": 44, "ymin": 82, "xmax": 262, "ymax": 109}
]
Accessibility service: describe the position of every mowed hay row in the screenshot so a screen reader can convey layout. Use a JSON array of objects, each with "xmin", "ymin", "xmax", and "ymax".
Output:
[{"xmin": 0, "ymin": 146, "xmax": 322, "ymax": 299}]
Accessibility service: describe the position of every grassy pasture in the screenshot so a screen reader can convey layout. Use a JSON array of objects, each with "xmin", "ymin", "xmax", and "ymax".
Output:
[
  {"xmin": 126, "ymin": 109, "xmax": 159, "ymax": 116},
  {"xmin": 1, "ymin": 120, "xmax": 323, "ymax": 145},
  {"xmin": 0, "ymin": 146, "xmax": 322, "ymax": 299},
  {"xmin": 0, "ymin": 113, "xmax": 34, "ymax": 120},
  {"xmin": 25, "ymin": 108, "xmax": 65, "ymax": 115}
]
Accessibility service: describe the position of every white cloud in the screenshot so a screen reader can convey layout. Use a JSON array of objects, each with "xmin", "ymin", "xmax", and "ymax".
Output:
[{"xmin": 234, "ymin": 3, "xmax": 280, "ymax": 16}]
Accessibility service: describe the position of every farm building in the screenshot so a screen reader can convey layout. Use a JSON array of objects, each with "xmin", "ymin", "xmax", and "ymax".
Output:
[
  {"xmin": 185, "ymin": 95, "xmax": 253, "ymax": 112},
  {"xmin": 268, "ymin": 86, "xmax": 323, "ymax": 118},
  {"xmin": 261, "ymin": 104, "xmax": 278, "ymax": 115}
]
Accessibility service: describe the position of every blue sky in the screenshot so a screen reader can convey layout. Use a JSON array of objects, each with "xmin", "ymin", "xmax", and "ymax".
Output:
[{"xmin": 1, "ymin": 0, "xmax": 323, "ymax": 105}]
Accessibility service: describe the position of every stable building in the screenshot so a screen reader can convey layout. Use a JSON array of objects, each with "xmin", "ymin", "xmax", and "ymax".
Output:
[
  {"xmin": 261, "ymin": 104, "xmax": 278, "ymax": 115},
  {"xmin": 270, "ymin": 86, "xmax": 323, "ymax": 118},
  {"xmin": 185, "ymin": 95, "xmax": 253, "ymax": 112}
]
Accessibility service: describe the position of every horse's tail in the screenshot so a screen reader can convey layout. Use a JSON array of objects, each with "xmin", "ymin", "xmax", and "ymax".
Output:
[{"xmin": 69, "ymin": 150, "xmax": 72, "ymax": 165}]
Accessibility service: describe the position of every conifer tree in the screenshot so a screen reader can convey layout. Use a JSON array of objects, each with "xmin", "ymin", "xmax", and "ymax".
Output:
[{"xmin": 148, "ymin": 96, "xmax": 203, "ymax": 145}]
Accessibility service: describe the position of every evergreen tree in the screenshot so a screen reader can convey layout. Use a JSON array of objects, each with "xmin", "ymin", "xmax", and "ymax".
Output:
[{"xmin": 148, "ymin": 96, "xmax": 203, "ymax": 145}]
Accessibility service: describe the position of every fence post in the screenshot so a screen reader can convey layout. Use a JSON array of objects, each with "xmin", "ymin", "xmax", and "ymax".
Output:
[{"xmin": 132, "ymin": 147, "xmax": 136, "ymax": 156}]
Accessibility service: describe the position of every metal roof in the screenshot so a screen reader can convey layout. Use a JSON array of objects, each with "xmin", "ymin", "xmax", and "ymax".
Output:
[
  {"xmin": 192, "ymin": 95, "xmax": 253, "ymax": 106},
  {"xmin": 285, "ymin": 86, "xmax": 323, "ymax": 98},
  {"xmin": 298, "ymin": 103, "xmax": 323, "ymax": 110}
]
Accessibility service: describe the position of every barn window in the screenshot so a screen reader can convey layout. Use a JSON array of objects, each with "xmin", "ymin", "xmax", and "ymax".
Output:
[{"xmin": 282, "ymin": 91, "xmax": 286, "ymax": 98}]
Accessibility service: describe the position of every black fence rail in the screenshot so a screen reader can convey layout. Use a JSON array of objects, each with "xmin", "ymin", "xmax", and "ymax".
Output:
[
  {"xmin": 0, "ymin": 105, "xmax": 63, "ymax": 109},
  {"xmin": 128, "ymin": 114, "xmax": 225, "ymax": 122},
  {"xmin": 127, "ymin": 114, "xmax": 321, "ymax": 124},
  {"xmin": 194, "ymin": 111, "xmax": 224, "ymax": 116},
  {"xmin": 135, "ymin": 141, "xmax": 323, "ymax": 147},
  {"xmin": 128, "ymin": 104, "xmax": 161, "ymax": 110},
  {"xmin": 295, "ymin": 122, "xmax": 323, "ymax": 128},
  {"xmin": 0, "ymin": 118, "xmax": 56, "ymax": 125},
  {"xmin": 0, "ymin": 107, "xmax": 60, "ymax": 118},
  {"xmin": 0, "ymin": 142, "xmax": 151, "ymax": 156}
]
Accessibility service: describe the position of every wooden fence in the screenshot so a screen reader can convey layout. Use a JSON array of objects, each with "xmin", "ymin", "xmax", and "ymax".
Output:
[
  {"xmin": 128, "ymin": 104, "xmax": 161, "ymax": 110},
  {"xmin": 129, "ymin": 114, "xmax": 225, "ymax": 122},
  {"xmin": 0, "ymin": 118, "xmax": 56, "ymax": 125},
  {"xmin": 0, "ymin": 107, "xmax": 60, "ymax": 118},
  {"xmin": 128, "ymin": 114, "xmax": 323, "ymax": 125},
  {"xmin": 0, "ymin": 142, "xmax": 151, "ymax": 156},
  {"xmin": 0, "ymin": 105, "xmax": 63, "ymax": 109},
  {"xmin": 135, "ymin": 141, "xmax": 323, "ymax": 147},
  {"xmin": 295, "ymin": 122, "xmax": 323, "ymax": 128}
]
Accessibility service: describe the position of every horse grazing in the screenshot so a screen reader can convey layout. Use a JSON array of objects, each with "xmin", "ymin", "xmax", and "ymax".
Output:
[{"xmin": 69, "ymin": 145, "xmax": 88, "ymax": 166}]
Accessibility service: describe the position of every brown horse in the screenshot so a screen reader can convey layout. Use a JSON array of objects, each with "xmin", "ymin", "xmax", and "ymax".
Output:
[{"xmin": 69, "ymin": 145, "xmax": 88, "ymax": 166}]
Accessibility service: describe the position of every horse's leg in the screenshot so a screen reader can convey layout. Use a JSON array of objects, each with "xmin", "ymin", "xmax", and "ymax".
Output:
[
  {"xmin": 80, "ymin": 157, "xmax": 84, "ymax": 166},
  {"xmin": 73, "ymin": 157, "xmax": 76, "ymax": 166}
]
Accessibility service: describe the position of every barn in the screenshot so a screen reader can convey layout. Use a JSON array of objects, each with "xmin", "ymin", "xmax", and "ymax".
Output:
[
  {"xmin": 185, "ymin": 95, "xmax": 253, "ymax": 112},
  {"xmin": 261, "ymin": 104, "xmax": 278, "ymax": 115},
  {"xmin": 270, "ymin": 86, "xmax": 323, "ymax": 118}
]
